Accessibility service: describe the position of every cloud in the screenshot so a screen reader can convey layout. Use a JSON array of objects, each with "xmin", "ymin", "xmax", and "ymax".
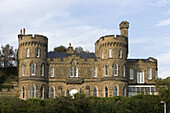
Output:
[
  {"xmin": 156, "ymin": 53, "xmax": 170, "ymax": 78},
  {"xmin": 149, "ymin": 0, "xmax": 170, "ymax": 6},
  {"xmin": 155, "ymin": 19, "xmax": 170, "ymax": 26}
]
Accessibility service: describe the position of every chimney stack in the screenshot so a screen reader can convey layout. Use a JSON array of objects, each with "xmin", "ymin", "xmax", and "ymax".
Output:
[
  {"xmin": 20, "ymin": 29, "xmax": 22, "ymax": 35},
  {"xmin": 69, "ymin": 43, "xmax": 71, "ymax": 47},
  {"xmin": 23, "ymin": 28, "xmax": 25, "ymax": 35}
]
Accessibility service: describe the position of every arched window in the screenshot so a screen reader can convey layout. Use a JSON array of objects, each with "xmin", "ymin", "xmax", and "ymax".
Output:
[
  {"xmin": 26, "ymin": 48, "xmax": 30, "ymax": 57},
  {"xmin": 74, "ymin": 67, "xmax": 78, "ymax": 77},
  {"xmin": 101, "ymin": 50, "xmax": 104, "ymax": 59},
  {"xmin": 123, "ymin": 65, "xmax": 126, "ymax": 77},
  {"xmin": 129, "ymin": 68, "xmax": 134, "ymax": 80},
  {"xmin": 31, "ymin": 63, "xmax": 35, "ymax": 76},
  {"xmin": 148, "ymin": 68, "xmax": 152, "ymax": 80},
  {"xmin": 105, "ymin": 86, "xmax": 108, "ymax": 97},
  {"xmin": 119, "ymin": 49, "xmax": 122, "ymax": 58},
  {"xmin": 36, "ymin": 48, "xmax": 40, "ymax": 57},
  {"xmin": 93, "ymin": 67, "xmax": 97, "ymax": 77},
  {"xmin": 50, "ymin": 86, "xmax": 54, "ymax": 98},
  {"xmin": 113, "ymin": 85, "xmax": 118, "ymax": 96},
  {"xmin": 40, "ymin": 85, "xmax": 45, "ymax": 99},
  {"xmin": 22, "ymin": 86, "xmax": 25, "ymax": 99},
  {"xmin": 44, "ymin": 49, "xmax": 46, "ymax": 59},
  {"xmin": 70, "ymin": 67, "xmax": 73, "ymax": 77},
  {"xmin": 123, "ymin": 86, "xmax": 127, "ymax": 96},
  {"xmin": 22, "ymin": 65, "xmax": 25, "ymax": 76},
  {"xmin": 137, "ymin": 71, "xmax": 144, "ymax": 83},
  {"xmin": 93, "ymin": 87, "xmax": 97, "ymax": 96},
  {"xmin": 41, "ymin": 64, "xmax": 45, "ymax": 76},
  {"xmin": 30, "ymin": 85, "xmax": 35, "ymax": 98},
  {"xmin": 50, "ymin": 67, "xmax": 54, "ymax": 77},
  {"xmin": 105, "ymin": 65, "xmax": 108, "ymax": 76},
  {"xmin": 109, "ymin": 49, "xmax": 112, "ymax": 58},
  {"xmin": 113, "ymin": 64, "xmax": 118, "ymax": 76}
]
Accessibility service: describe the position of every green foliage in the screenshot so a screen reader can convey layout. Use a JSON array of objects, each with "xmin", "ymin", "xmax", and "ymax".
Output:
[
  {"xmin": 0, "ymin": 94, "xmax": 163, "ymax": 113},
  {"xmin": 155, "ymin": 77, "xmax": 170, "ymax": 112},
  {"xmin": 53, "ymin": 45, "xmax": 67, "ymax": 53}
]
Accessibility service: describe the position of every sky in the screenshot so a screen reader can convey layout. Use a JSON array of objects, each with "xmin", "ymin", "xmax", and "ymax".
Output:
[{"xmin": 0, "ymin": 0, "xmax": 170, "ymax": 79}]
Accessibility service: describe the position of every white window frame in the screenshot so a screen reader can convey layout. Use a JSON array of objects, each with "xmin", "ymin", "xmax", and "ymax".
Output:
[
  {"xmin": 114, "ymin": 64, "xmax": 118, "ymax": 76},
  {"xmin": 148, "ymin": 68, "xmax": 152, "ymax": 80},
  {"xmin": 93, "ymin": 87, "xmax": 97, "ymax": 96},
  {"xmin": 109, "ymin": 49, "xmax": 112, "ymax": 58},
  {"xmin": 50, "ymin": 86, "xmax": 55, "ymax": 98},
  {"xmin": 105, "ymin": 65, "xmax": 108, "ymax": 76},
  {"xmin": 31, "ymin": 63, "xmax": 35, "ymax": 76},
  {"xmin": 50, "ymin": 67, "xmax": 54, "ymax": 77},
  {"xmin": 22, "ymin": 86, "xmax": 25, "ymax": 99},
  {"xmin": 129, "ymin": 68, "xmax": 134, "ymax": 80},
  {"xmin": 123, "ymin": 65, "xmax": 126, "ymax": 77},
  {"xmin": 30, "ymin": 85, "xmax": 35, "ymax": 98},
  {"xmin": 113, "ymin": 85, "xmax": 118, "ymax": 96},
  {"xmin": 137, "ymin": 71, "xmax": 144, "ymax": 83},
  {"xmin": 93, "ymin": 67, "xmax": 97, "ymax": 77},
  {"xmin": 101, "ymin": 50, "xmax": 104, "ymax": 59},
  {"xmin": 119, "ymin": 49, "xmax": 122, "ymax": 58},
  {"xmin": 26, "ymin": 48, "xmax": 30, "ymax": 57},
  {"xmin": 36, "ymin": 48, "xmax": 40, "ymax": 57},
  {"xmin": 104, "ymin": 86, "xmax": 108, "ymax": 97},
  {"xmin": 41, "ymin": 64, "xmax": 45, "ymax": 76},
  {"xmin": 22, "ymin": 65, "xmax": 25, "ymax": 76}
]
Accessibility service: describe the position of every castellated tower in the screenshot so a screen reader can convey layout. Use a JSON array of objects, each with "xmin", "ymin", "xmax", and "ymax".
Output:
[
  {"xmin": 18, "ymin": 28, "xmax": 48, "ymax": 99},
  {"xmin": 94, "ymin": 21, "xmax": 129, "ymax": 95}
]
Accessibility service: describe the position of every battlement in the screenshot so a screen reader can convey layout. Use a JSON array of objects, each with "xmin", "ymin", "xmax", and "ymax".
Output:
[{"xmin": 95, "ymin": 35, "xmax": 127, "ymax": 45}]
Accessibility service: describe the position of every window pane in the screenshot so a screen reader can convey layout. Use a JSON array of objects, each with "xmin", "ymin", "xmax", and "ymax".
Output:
[
  {"xmin": 130, "ymin": 68, "xmax": 134, "ymax": 80},
  {"xmin": 105, "ymin": 86, "xmax": 108, "ymax": 97},
  {"xmin": 93, "ymin": 67, "xmax": 97, "ymax": 77},
  {"xmin": 93, "ymin": 87, "xmax": 97, "ymax": 96},
  {"xmin": 114, "ymin": 64, "xmax": 118, "ymax": 76},
  {"xmin": 51, "ymin": 67, "xmax": 54, "ymax": 77},
  {"xmin": 50, "ymin": 87, "xmax": 54, "ymax": 98},
  {"xmin": 70, "ymin": 67, "xmax": 73, "ymax": 77},
  {"xmin": 105, "ymin": 65, "xmax": 108, "ymax": 76}
]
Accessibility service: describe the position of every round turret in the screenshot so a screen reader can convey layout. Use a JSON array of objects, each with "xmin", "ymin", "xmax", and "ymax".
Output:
[{"xmin": 18, "ymin": 28, "xmax": 48, "ymax": 99}]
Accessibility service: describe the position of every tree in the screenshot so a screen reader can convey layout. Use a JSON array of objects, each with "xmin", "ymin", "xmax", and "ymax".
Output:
[
  {"xmin": 53, "ymin": 45, "xmax": 67, "ymax": 53},
  {"xmin": 0, "ymin": 44, "xmax": 16, "ymax": 67},
  {"xmin": 155, "ymin": 77, "xmax": 170, "ymax": 112},
  {"xmin": 75, "ymin": 46, "xmax": 90, "ymax": 53}
]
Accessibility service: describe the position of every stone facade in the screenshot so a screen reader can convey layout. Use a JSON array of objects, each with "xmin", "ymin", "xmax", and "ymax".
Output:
[{"xmin": 15, "ymin": 21, "xmax": 158, "ymax": 99}]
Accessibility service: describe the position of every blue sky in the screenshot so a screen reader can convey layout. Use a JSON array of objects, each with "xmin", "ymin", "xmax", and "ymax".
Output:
[{"xmin": 0, "ymin": 0, "xmax": 170, "ymax": 78}]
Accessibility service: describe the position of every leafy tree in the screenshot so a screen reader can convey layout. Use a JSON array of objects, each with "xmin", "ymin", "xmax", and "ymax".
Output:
[
  {"xmin": 155, "ymin": 77, "xmax": 170, "ymax": 112},
  {"xmin": 75, "ymin": 46, "xmax": 90, "ymax": 53},
  {"xmin": 0, "ymin": 44, "xmax": 16, "ymax": 67},
  {"xmin": 53, "ymin": 45, "xmax": 67, "ymax": 53}
]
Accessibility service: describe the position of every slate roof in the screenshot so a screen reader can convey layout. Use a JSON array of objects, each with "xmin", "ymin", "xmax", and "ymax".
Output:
[
  {"xmin": 48, "ymin": 52, "xmax": 97, "ymax": 61},
  {"xmin": 127, "ymin": 59, "xmax": 153, "ymax": 63}
]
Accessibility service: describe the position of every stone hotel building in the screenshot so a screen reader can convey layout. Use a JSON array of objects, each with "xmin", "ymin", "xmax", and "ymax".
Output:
[{"xmin": 17, "ymin": 21, "xmax": 158, "ymax": 99}]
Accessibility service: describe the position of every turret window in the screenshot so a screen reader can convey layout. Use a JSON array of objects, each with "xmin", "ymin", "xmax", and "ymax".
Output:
[
  {"xmin": 22, "ymin": 65, "xmax": 25, "ymax": 76},
  {"xmin": 36, "ymin": 48, "xmax": 40, "ymax": 57},
  {"xmin": 123, "ymin": 65, "xmax": 126, "ymax": 77},
  {"xmin": 41, "ymin": 64, "xmax": 45, "ymax": 76},
  {"xmin": 31, "ymin": 63, "xmax": 35, "ymax": 76},
  {"xmin": 93, "ymin": 67, "xmax": 97, "ymax": 77},
  {"xmin": 50, "ymin": 86, "xmax": 55, "ymax": 98},
  {"xmin": 113, "ymin": 85, "xmax": 118, "ymax": 96},
  {"xmin": 40, "ymin": 85, "xmax": 45, "ymax": 99},
  {"xmin": 105, "ymin": 86, "xmax": 108, "ymax": 97},
  {"xmin": 119, "ymin": 49, "xmax": 122, "ymax": 58},
  {"xmin": 26, "ymin": 48, "xmax": 30, "ymax": 57},
  {"xmin": 93, "ymin": 87, "xmax": 97, "ymax": 96},
  {"xmin": 101, "ymin": 50, "xmax": 104, "ymax": 59},
  {"xmin": 109, "ymin": 49, "xmax": 112, "ymax": 58},
  {"xmin": 105, "ymin": 65, "xmax": 108, "ymax": 76},
  {"xmin": 50, "ymin": 67, "xmax": 54, "ymax": 77},
  {"xmin": 137, "ymin": 71, "xmax": 144, "ymax": 83},
  {"xmin": 148, "ymin": 68, "xmax": 152, "ymax": 80},
  {"xmin": 22, "ymin": 86, "xmax": 25, "ymax": 99},
  {"xmin": 113, "ymin": 64, "xmax": 118, "ymax": 76},
  {"xmin": 30, "ymin": 85, "xmax": 35, "ymax": 98},
  {"xmin": 129, "ymin": 68, "xmax": 134, "ymax": 80}
]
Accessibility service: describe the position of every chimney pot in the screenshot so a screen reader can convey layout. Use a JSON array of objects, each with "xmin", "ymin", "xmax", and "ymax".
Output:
[
  {"xmin": 20, "ymin": 29, "xmax": 22, "ymax": 35},
  {"xmin": 23, "ymin": 28, "xmax": 25, "ymax": 35},
  {"xmin": 69, "ymin": 43, "xmax": 71, "ymax": 47}
]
